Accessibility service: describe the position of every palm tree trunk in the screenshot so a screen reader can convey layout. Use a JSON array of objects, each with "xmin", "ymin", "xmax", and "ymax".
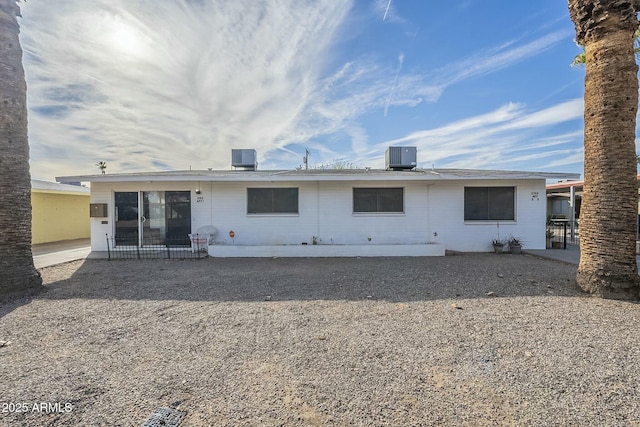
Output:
[
  {"xmin": 0, "ymin": 0, "xmax": 42, "ymax": 293},
  {"xmin": 569, "ymin": 0, "xmax": 640, "ymax": 299}
]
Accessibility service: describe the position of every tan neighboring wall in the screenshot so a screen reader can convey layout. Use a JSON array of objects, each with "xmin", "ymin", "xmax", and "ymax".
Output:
[{"xmin": 31, "ymin": 180, "xmax": 90, "ymax": 244}]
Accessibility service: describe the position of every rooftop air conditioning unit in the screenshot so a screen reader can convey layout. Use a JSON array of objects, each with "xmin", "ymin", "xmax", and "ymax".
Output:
[
  {"xmin": 231, "ymin": 149, "xmax": 257, "ymax": 170},
  {"xmin": 385, "ymin": 146, "xmax": 417, "ymax": 170}
]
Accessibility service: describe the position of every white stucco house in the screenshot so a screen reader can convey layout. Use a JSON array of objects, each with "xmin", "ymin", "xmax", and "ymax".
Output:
[{"xmin": 56, "ymin": 148, "xmax": 579, "ymax": 257}]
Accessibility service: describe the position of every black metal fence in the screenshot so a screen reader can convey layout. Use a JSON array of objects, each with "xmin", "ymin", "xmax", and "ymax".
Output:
[
  {"xmin": 106, "ymin": 234, "xmax": 208, "ymax": 260},
  {"xmin": 546, "ymin": 220, "xmax": 579, "ymax": 249}
]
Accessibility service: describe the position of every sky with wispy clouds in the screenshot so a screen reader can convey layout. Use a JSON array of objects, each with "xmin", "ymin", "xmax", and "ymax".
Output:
[{"xmin": 19, "ymin": 0, "xmax": 590, "ymax": 180}]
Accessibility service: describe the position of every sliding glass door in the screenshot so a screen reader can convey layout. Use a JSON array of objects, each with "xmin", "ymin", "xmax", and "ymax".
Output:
[
  {"xmin": 142, "ymin": 191, "xmax": 166, "ymax": 246},
  {"xmin": 114, "ymin": 191, "xmax": 191, "ymax": 247},
  {"xmin": 114, "ymin": 192, "xmax": 139, "ymax": 246}
]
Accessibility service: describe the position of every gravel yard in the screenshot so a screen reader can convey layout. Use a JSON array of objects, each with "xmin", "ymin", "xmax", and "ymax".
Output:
[{"xmin": 1, "ymin": 254, "xmax": 639, "ymax": 426}]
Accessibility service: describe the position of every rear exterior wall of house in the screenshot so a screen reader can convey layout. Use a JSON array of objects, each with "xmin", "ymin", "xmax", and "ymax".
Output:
[{"xmin": 88, "ymin": 179, "xmax": 546, "ymax": 252}]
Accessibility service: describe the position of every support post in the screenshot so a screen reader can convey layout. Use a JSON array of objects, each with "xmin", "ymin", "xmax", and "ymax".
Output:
[{"xmin": 569, "ymin": 185, "xmax": 576, "ymax": 243}]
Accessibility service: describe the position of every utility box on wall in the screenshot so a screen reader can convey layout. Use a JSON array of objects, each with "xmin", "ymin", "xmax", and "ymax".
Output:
[{"xmin": 90, "ymin": 203, "xmax": 108, "ymax": 218}]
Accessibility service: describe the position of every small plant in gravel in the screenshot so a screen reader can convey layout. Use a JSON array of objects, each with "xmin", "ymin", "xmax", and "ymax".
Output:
[
  {"xmin": 507, "ymin": 236, "xmax": 523, "ymax": 254},
  {"xmin": 491, "ymin": 238, "xmax": 505, "ymax": 254}
]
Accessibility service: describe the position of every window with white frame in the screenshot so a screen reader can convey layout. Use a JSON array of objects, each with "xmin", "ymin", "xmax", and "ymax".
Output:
[
  {"xmin": 247, "ymin": 188, "xmax": 299, "ymax": 214},
  {"xmin": 464, "ymin": 186, "xmax": 515, "ymax": 220},
  {"xmin": 353, "ymin": 187, "xmax": 404, "ymax": 213}
]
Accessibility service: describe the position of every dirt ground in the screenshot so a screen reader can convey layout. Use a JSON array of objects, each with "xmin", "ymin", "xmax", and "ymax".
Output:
[{"xmin": 1, "ymin": 254, "xmax": 639, "ymax": 426}]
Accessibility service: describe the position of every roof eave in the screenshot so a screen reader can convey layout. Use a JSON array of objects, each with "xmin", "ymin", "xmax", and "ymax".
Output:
[
  {"xmin": 56, "ymin": 170, "xmax": 581, "ymax": 184},
  {"xmin": 32, "ymin": 189, "xmax": 90, "ymax": 196}
]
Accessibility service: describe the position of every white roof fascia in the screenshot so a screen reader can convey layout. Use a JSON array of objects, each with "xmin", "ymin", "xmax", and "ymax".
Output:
[
  {"xmin": 33, "ymin": 188, "xmax": 91, "ymax": 196},
  {"xmin": 56, "ymin": 169, "xmax": 580, "ymax": 184},
  {"xmin": 32, "ymin": 180, "xmax": 90, "ymax": 195}
]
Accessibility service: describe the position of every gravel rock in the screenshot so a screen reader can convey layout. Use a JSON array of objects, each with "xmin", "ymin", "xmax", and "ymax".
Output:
[{"xmin": 1, "ymin": 254, "xmax": 639, "ymax": 426}]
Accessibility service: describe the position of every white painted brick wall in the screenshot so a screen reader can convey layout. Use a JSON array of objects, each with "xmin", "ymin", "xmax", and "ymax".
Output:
[
  {"xmin": 427, "ymin": 180, "xmax": 546, "ymax": 251},
  {"xmin": 89, "ymin": 178, "xmax": 548, "ymax": 252}
]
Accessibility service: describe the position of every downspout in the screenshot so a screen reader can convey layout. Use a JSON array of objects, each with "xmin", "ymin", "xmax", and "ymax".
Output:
[
  {"xmin": 427, "ymin": 169, "xmax": 445, "ymax": 244},
  {"xmin": 569, "ymin": 185, "xmax": 576, "ymax": 241},
  {"xmin": 317, "ymin": 180, "xmax": 320, "ymax": 242},
  {"xmin": 426, "ymin": 184, "xmax": 433, "ymax": 243},
  {"xmin": 210, "ymin": 181, "xmax": 214, "ymax": 231}
]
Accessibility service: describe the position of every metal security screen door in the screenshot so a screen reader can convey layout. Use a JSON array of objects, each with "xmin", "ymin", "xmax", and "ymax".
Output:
[
  {"xmin": 114, "ymin": 192, "xmax": 139, "ymax": 246},
  {"xmin": 114, "ymin": 191, "xmax": 191, "ymax": 247},
  {"xmin": 165, "ymin": 191, "xmax": 191, "ymax": 246}
]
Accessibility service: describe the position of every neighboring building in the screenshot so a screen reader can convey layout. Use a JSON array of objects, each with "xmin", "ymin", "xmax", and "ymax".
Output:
[
  {"xmin": 546, "ymin": 174, "xmax": 640, "ymax": 221},
  {"xmin": 31, "ymin": 180, "xmax": 90, "ymax": 244},
  {"xmin": 546, "ymin": 180, "xmax": 582, "ymax": 222},
  {"xmin": 57, "ymin": 149, "xmax": 578, "ymax": 257}
]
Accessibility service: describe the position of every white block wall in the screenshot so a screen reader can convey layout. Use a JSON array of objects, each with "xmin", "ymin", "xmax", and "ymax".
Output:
[
  {"xmin": 88, "ymin": 178, "xmax": 548, "ymax": 253},
  {"xmin": 89, "ymin": 181, "xmax": 202, "ymax": 251},
  {"xmin": 208, "ymin": 180, "xmax": 433, "ymax": 246},
  {"xmin": 426, "ymin": 180, "xmax": 546, "ymax": 252}
]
